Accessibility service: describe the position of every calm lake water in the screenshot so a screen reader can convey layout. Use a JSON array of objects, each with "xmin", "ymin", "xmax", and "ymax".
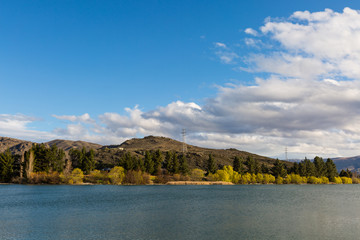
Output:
[{"xmin": 1, "ymin": 185, "xmax": 360, "ymax": 240}]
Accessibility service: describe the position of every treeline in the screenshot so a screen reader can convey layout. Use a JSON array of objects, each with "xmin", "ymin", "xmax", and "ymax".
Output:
[
  {"xmin": 0, "ymin": 144, "xmax": 357, "ymax": 185},
  {"xmin": 208, "ymin": 155, "xmax": 356, "ymax": 184},
  {"xmin": 0, "ymin": 144, "xmax": 192, "ymax": 184}
]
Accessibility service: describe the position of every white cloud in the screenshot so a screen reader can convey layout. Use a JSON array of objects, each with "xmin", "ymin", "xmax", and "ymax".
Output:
[
  {"xmin": 52, "ymin": 113, "xmax": 94, "ymax": 123},
  {"xmin": 244, "ymin": 28, "xmax": 258, "ymax": 36},
  {"xmin": 214, "ymin": 42, "xmax": 227, "ymax": 48},
  {"xmin": 257, "ymin": 7, "xmax": 360, "ymax": 79},
  {"xmin": 215, "ymin": 51, "xmax": 239, "ymax": 64},
  {"xmin": 0, "ymin": 114, "xmax": 56, "ymax": 142},
  {"xmin": 214, "ymin": 42, "xmax": 239, "ymax": 64}
]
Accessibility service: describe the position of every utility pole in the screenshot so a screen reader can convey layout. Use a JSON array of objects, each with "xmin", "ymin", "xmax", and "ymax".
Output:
[{"xmin": 182, "ymin": 129, "xmax": 187, "ymax": 153}]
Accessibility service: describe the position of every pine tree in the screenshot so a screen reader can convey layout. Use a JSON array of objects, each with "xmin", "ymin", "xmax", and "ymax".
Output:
[
  {"xmin": 313, "ymin": 156, "xmax": 326, "ymax": 177},
  {"xmin": 144, "ymin": 151, "xmax": 154, "ymax": 174},
  {"xmin": 260, "ymin": 163, "xmax": 269, "ymax": 174},
  {"xmin": 246, "ymin": 156, "xmax": 256, "ymax": 174},
  {"xmin": 207, "ymin": 154, "xmax": 216, "ymax": 174},
  {"xmin": 326, "ymin": 158, "xmax": 338, "ymax": 181},
  {"xmin": 164, "ymin": 151, "xmax": 173, "ymax": 173},
  {"xmin": 152, "ymin": 150, "xmax": 163, "ymax": 175},
  {"xmin": 82, "ymin": 148, "xmax": 95, "ymax": 174},
  {"xmin": 179, "ymin": 154, "xmax": 189, "ymax": 175},
  {"xmin": 271, "ymin": 159, "xmax": 287, "ymax": 178},
  {"xmin": 0, "ymin": 149, "xmax": 14, "ymax": 182},
  {"xmin": 290, "ymin": 162, "xmax": 300, "ymax": 174},
  {"xmin": 304, "ymin": 158, "xmax": 316, "ymax": 177},
  {"xmin": 172, "ymin": 152, "xmax": 180, "ymax": 174},
  {"xmin": 233, "ymin": 156, "xmax": 240, "ymax": 172}
]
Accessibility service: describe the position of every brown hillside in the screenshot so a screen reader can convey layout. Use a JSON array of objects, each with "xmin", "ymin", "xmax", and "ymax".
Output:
[
  {"xmin": 101, "ymin": 136, "xmax": 292, "ymax": 170},
  {"xmin": 47, "ymin": 139, "xmax": 102, "ymax": 152},
  {"xmin": 0, "ymin": 137, "xmax": 33, "ymax": 155}
]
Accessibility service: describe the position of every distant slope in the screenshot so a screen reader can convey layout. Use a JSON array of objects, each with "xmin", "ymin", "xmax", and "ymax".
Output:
[
  {"xmin": 0, "ymin": 137, "xmax": 33, "ymax": 155},
  {"xmin": 101, "ymin": 135, "xmax": 292, "ymax": 170},
  {"xmin": 46, "ymin": 139, "xmax": 102, "ymax": 152},
  {"xmin": 332, "ymin": 156, "xmax": 360, "ymax": 172},
  {"xmin": 0, "ymin": 137, "xmax": 103, "ymax": 155}
]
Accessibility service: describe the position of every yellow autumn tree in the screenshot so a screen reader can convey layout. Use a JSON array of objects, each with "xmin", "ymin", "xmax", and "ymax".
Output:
[{"xmin": 108, "ymin": 166, "xmax": 125, "ymax": 185}]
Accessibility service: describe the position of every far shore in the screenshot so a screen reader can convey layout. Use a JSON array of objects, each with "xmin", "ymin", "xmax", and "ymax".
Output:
[{"xmin": 166, "ymin": 181, "xmax": 234, "ymax": 185}]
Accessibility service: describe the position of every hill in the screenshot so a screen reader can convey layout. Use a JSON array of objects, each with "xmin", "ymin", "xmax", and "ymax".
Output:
[
  {"xmin": 0, "ymin": 137, "xmax": 33, "ymax": 155},
  {"xmin": 332, "ymin": 156, "xmax": 360, "ymax": 172},
  {"xmin": 0, "ymin": 135, "xmax": 291, "ymax": 171},
  {"xmin": 99, "ymin": 135, "xmax": 292, "ymax": 170},
  {"xmin": 47, "ymin": 139, "xmax": 102, "ymax": 152}
]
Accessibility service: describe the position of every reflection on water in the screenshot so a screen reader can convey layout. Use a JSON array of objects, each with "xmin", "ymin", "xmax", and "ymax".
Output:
[{"xmin": 0, "ymin": 185, "xmax": 360, "ymax": 240}]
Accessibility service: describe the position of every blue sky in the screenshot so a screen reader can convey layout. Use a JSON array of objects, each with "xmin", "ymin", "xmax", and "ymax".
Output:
[{"xmin": 2, "ymin": 0, "xmax": 360, "ymax": 158}]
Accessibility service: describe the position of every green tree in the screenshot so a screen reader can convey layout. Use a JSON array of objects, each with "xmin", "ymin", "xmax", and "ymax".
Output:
[
  {"xmin": 290, "ymin": 162, "xmax": 300, "ymax": 174},
  {"xmin": 133, "ymin": 156, "xmax": 145, "ymax": 172},
  {"xmin": 144, "ymin": 151, "xmax": 154, "ymax": 174},
  {"xmin": 299, "ymin": 161, "xmax": 306, "ymax": 177},
  {"xmin": 121, "ymin": 152, "xmax": 134, "ymax": 171},
  {"xmin": 233, "ymin": 156, "xmax": 243, "ymax": 173},
  {"xmin": 304, "ymin": 158, "xmax": 316, "ymax": 177},
  {"xmin": 69, "ymin": 148, "xmax": 83, "ymax": 169},
  {"xmin": 152, "ymin": 150, "xmax": 163, "ymax": 175},
  {"xmin": 271, "ymin": 159, "xmax": 287, "ymax": 178},
  {"xmin": 207, "ymin": 154, "xmax": 217, "ymax": 174},
  {"xmin": 260, "ymin": 163, "xmax": 269, "ymax": 174},
  {"xmin": 0, "ymin": 149, "xmax": 14, "ymax": 182},
  {"xmin": 82, "ymin": 148, "xmax": 96, "ymax": 174},
  {"xmin": 313, "ymin": 156, "xmax": 326, "ymax": 177},
  {"xmin": 172, "ymin": 152, "xmax": 180, "ymax": 174},
  {"xmin": 245, "ymin": 156, "xmax": 256, "ymax": 174},
  {"xmin": 163, "ymin": 151, "xmax": 173, "ymax": 173},
  {"xmin": 339, "ymin": 168, "xmax": 352, "ymax": 178},
  {"xmin": 179, "ymin": 154, "xmax": 189, "ymax": 175}
]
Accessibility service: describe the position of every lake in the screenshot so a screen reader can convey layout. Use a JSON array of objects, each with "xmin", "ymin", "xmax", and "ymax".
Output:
[{"xmin": 0, "ymin": 185, "xmax": 359, "ymax": 240}]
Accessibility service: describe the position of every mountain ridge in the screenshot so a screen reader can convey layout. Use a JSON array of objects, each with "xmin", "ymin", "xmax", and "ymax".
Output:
[{"xmin": 0, "ymin": 135, "xmax": 292, "ymax": 170}]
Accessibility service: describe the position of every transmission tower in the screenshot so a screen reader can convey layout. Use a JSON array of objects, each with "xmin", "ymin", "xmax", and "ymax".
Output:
[{"xmin": 182, "ymin": 129, "xmax": 187, "ymax": 153}]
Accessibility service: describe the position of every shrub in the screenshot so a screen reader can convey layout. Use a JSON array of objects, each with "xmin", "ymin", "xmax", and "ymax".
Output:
[
  {"xmin": 307, "ymin": 176, "xmax": 322, "ymax": 184},
  {"xmin": 124, "ymin": 170, "xmax": 150, "ymax": 185},
  {"xmin": 321, "ymin": 176, "xmax": 329, "ymax": 184},
  {"xmin": 284, "ymin": 174, "xmax": 306, "ymax": 184},
  {"xmin": 28, "ymin": 172, "xmax": 61, "ymax": 184},
  {"xmin": 240, "ymin": 173, "xmax": 251, "ymax": 184},
  {"xmin": 333, "ymin": 177, "xmax": 343, "ymax": 184},
  {"xmin": 108, "ymin": 166, "xmax": 125, "ymax": 185},
  {"xmin": 190, "ymin": 169, "xmax": 205, "ymax": 181},
  {"xmin": 276, "ymin": 177, "xmax": 283, "ymax": 184},
  {"xmin": 263, "ymin": 174, "xmax": 275, "ymax": 184},
  {"xmin": 69, "ymin": 168, "xmax": 84, "ymax": 184},
  {"xmin": 341, "ymin": 177, "xmax": 352, "ymax": 184},
  {"xmin": 209, "ymin": 166, "xmax": 241, "ymax": 183},
  {"xmin": 256, "ymin": 173, "xmax": 264, "ymax": 184},
  {"xmin": 352, "ymin": 178, "xmax": 360, "ymax": 184},
  {"xmin": 85, "ymin": 170, "xmax": 109, "ymax": 184}
]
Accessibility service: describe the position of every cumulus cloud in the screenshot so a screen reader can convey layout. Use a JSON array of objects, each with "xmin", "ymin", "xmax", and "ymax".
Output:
[
  {"xmin": 0, "ymin": 114, "xmax": 56, "ymax": 142},
  {"xmin": 52, "ymin": 113, "xmax": 94, "ymax": 123},
  {"xmin": 253, "ymin": 7, "xmax": 360, "ymax": 79}
]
